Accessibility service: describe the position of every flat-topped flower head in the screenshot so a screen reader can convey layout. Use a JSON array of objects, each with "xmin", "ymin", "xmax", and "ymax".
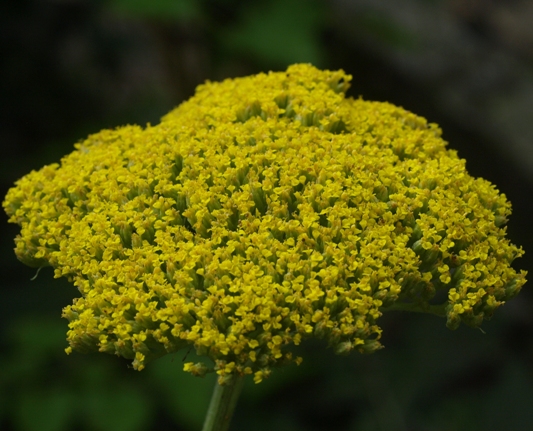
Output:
[{"xmin": 4, "ymin": 64, "xmax": 526, "ymax": 384}]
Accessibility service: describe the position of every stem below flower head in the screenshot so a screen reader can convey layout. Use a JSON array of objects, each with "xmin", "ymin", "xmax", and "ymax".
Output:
[{"xmin": 202, "ymin": 375, "xmax": 245, "ymax": 431}]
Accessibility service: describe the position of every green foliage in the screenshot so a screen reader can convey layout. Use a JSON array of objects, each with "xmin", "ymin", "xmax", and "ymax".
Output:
[
  {"xmin": 0, "ymin": 318, "xmax": 153, "ymax": 431},
  {"xmin": 14, "ymin": 388, "xmax": 73, "ymax": 431},
  {"xmin": 108, "ymin": 0, "xmax": 327, "ymax": 67},
  {"xmin": 220, "ymin": 0, "xmax": 326, "ymax": 66},
  {"xmin": 0, "ymin": 317, "xmax": 216, "ymax": 431}
]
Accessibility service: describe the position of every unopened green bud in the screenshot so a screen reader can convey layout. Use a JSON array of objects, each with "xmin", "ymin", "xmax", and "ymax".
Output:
[
  {"xmin": 421, "ymin": 282, "xmax": 436, "ymax": 300},
  {"xmin": 505, "ymin": 278, "xmax": 522, "ymax": 298},
  {"xmin": 335, "ymin": 341, "xmax": 353, "ymax": 355},
  {"xmin": 451, "ymin": 265, "xmax": 465, "ymax": 284},
  {"xmin": 412, "ymin": 239, "xmax": 424, "ymax": 254},
  {"xmin": 403, "ymin": 213, "xmax": 416, "ymax": 228},
  {"xmin": 78, "ymin": 334, "xmax": 99, "ymax": 352},
  {"xmin": 314, "ymin": 321, "xmax": 328, "ymax": 339},
  {"xmin": 274, "ymin": 93, "xmax": 289, "ymax": 109},
  {"xmin": 412, "ymin": 223, "xmax": 423, "ymax": 240},
  {"xmin": 374, "ymin": 185, "xmax": 389, "ymax": 202},
  {"xmin": 236, "ymin": 100, "xmax": 263, "ymax": 122},
  {"xmin": 131, "ymin": 233, "xmax": 142, "ymax": 248},
  {"xmin": 251, "ymin": 187, "xmax": 267, "ymax": 215},
  {"xmin": 466, "ymin": 313, "xmax": 483, "ymax": 327},
  {"xmin": 181, "ymin": 312, "xmax": 196, "ymax": 327},
  {"xmin": 446, "ymin": 312, "xmax": 461, "ymax": 331},
  {"xmin": 258, "ymin": 353, "xmax": 270, "ymax": 366},
  {"xmin": 421, "ymin": 247, "xmax": 439, "ymax": 266},
  {"xmin": 166, "ymin": 261, "xmax": 177, "ymax": 283},
  {"xmin": 422, "ymin": 178, "xmax": 437, "ymax": 190},
  {"xmin": 115, "ymin": 339, "xmax": 135, "ymax": 358},
  {"xmin": 327, "ymin": 328, "xmax": 342, "ymax": 347},
  {"xmin": 494, "ymin": 215, "xmax": 507, "ymax": 227},
  {"xmin": 359, "ymin": 339, "xmax": 382, "ymax": 354},
  {"xmin": 195, "ymin": 344, "xmax": 208, "ymax": 357},
  {"xmin": 99, "ymin": 341, "xmax": 116, "ymax": 354}
]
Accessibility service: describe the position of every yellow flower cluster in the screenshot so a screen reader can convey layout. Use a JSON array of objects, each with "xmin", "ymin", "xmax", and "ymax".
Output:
[{"xmin": 4, "ymin": 64, "xmax": 526, "ymax": 384}]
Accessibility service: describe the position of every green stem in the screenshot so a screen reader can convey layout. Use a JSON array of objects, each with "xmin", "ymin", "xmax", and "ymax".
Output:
[{"xmin": 202, "ymin": 375, "xmax": 245, "ymax": 431}]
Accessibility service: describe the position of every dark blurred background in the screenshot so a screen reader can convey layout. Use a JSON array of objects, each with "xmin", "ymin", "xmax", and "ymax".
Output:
[{"xmin": 1, "ymin": 0, "xmax": 533, "ymax": 430}]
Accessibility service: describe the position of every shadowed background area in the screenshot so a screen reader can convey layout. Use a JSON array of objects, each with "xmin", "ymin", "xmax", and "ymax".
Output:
[{"xmin": 1, "ymin": 0, "xmax": 532, "ymax": 430}]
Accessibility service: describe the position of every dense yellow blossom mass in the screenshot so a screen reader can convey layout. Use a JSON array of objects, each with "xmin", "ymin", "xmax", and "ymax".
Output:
[{"xmin": 4, "ymin": 64, "xmax": 526, "ymax": 384}]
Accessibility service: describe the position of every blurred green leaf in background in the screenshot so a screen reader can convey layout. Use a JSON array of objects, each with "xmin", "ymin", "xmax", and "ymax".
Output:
[
  {"xmin": 1, "ymin": 318, "xmax": 151, "ymax": 431},
  {"xmin": 220, "ymin": 0, "xmax": 326, "ymax": 67}
]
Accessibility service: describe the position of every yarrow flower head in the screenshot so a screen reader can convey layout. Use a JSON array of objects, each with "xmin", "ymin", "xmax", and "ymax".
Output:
[{"xmin": 4, "ymin": 64, "xmax": 526, "ymax": 384}]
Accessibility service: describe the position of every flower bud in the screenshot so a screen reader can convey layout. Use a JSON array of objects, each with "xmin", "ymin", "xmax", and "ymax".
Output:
[{"xmin": 335, "ymin": 341, "xmax": 353, "ymax": 355}]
